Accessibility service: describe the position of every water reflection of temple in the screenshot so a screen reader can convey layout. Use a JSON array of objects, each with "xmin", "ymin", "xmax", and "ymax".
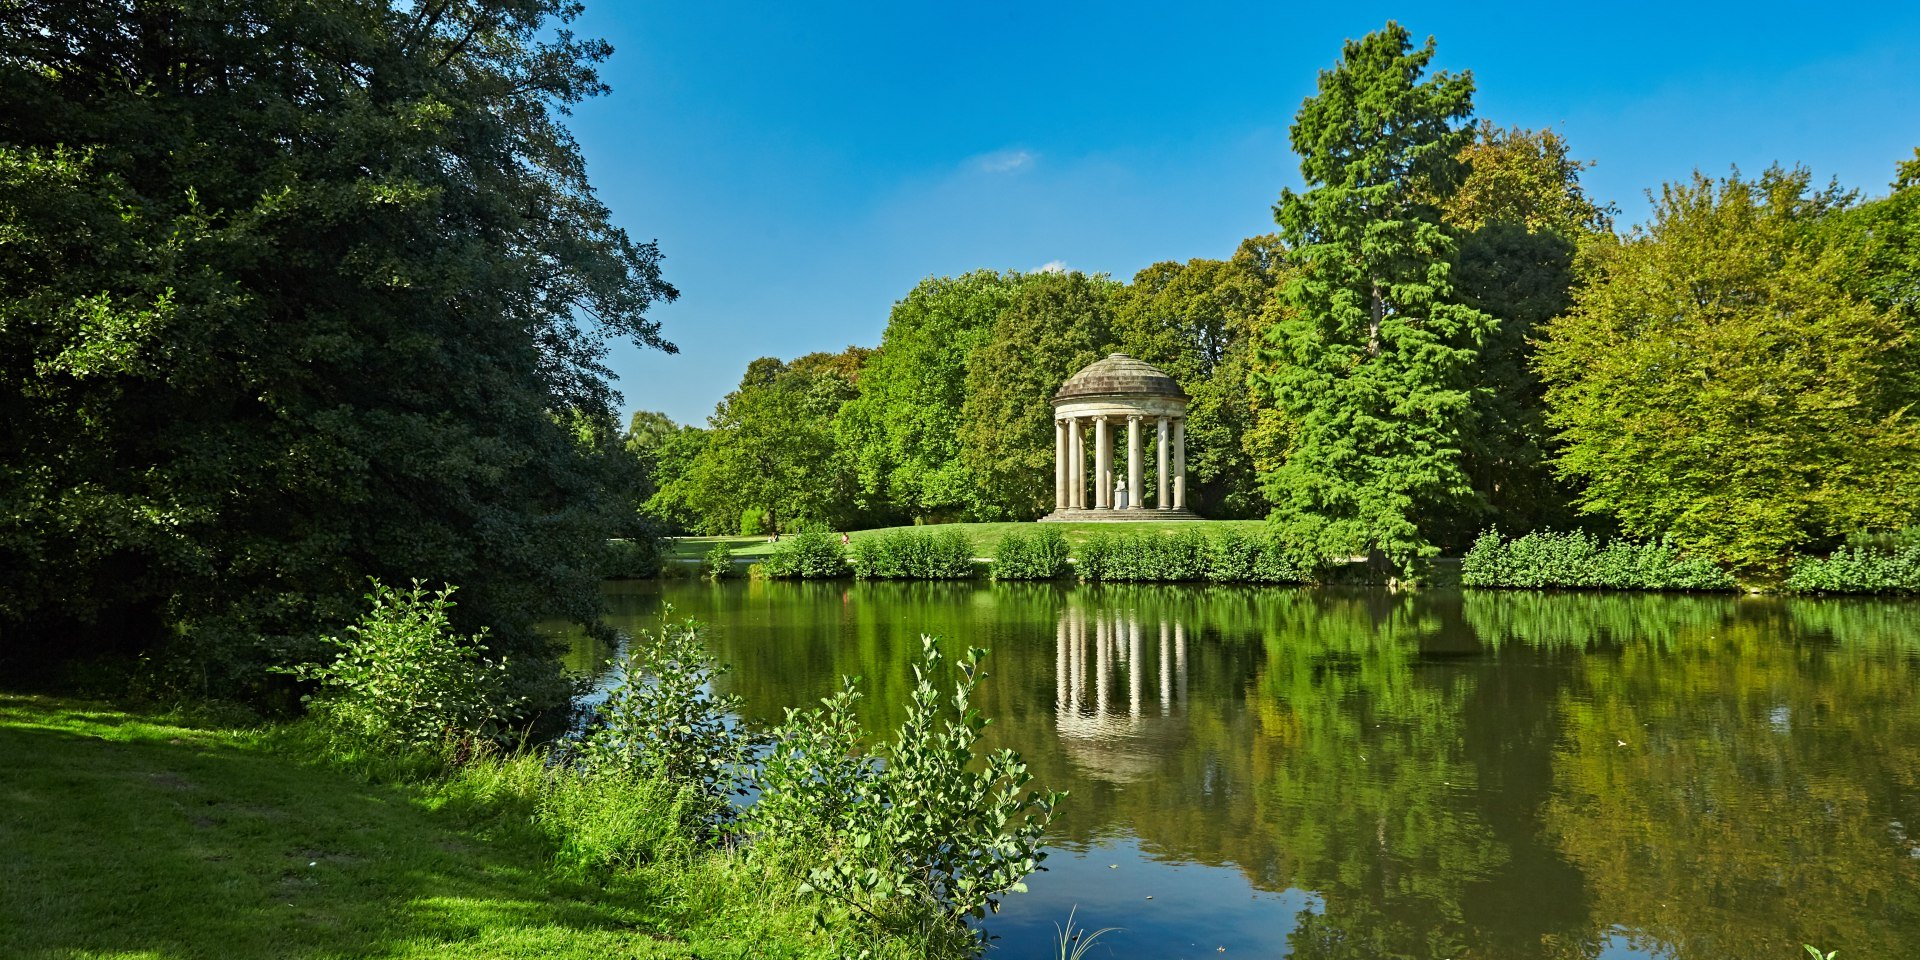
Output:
[{"xmin": 1053, "ymin": 605, "xmax": 1188, "ymax": 783}]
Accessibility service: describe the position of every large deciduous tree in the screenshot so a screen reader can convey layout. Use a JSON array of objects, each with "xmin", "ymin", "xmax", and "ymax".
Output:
[
  {"xmin": 656, "ymin": 350, "xmax": 870, "ymax": 534},
  {"xmin": 0, "ymin": 0, "xmax": 675, "ymax": 708},
  {"xmin": 960, "ymin": 271, "xmax": 1120, "ymax": 519},
  {"xmin": 1536, "ymin": 167, "xmax": 1920, "ymax": 579},
  {"xmin": 1442, "ymin": 124, "xmax": 1615, "ymax": 541},
  {"xmin": 1258, "ymin": 22, "xmax": 1489, "ymax": 573},
  {"xmin": 838, "ymin": 271, "xmax": 1036, "ymax": 523},
  {"xmin": 1114, "ymin": 237, "xmax": 1290, "ymax": 518}
]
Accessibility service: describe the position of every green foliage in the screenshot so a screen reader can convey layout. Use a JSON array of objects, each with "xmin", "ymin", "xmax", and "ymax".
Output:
[
  {"xmin": 282, "ymin": 581, "xmax": 524, "ymax": 747},
  {"xmin": 1204, "ymin": 527, "xmax": 1313, "ymax": 583},
  {"xmin": 1423, "ymin": 122, "xmax": 1615, "ymax": 236},
  {"xmin": 1259, "ymin": 22, "xmax": 1491, "ymax": 573},
  {"xmin": 1432, "ymin": 123, "xmax": 1614, "ymax": 541},
  {"xmin": 1785, "ymin": 545, "xmax": 1920, "ymax": 595},
  {"xmin": 655, "ymin": 351, "xmax": 872, "ymax": 536},
  {"xmin": 639, "ymin": 425, "xmax": 714, "ymax": 533},
  {"xmin": 1537, "ymin": 167, "xmax": 1920, "ymax": 580},
  {"xmin": 1113, "ymin": 241, "xmax": 1289, "ymax": 519},
  {"xmin": 961, "ymin": 272, "xmax": 1122, "ymax": 519},
  {"xmin": 576, "ymin": 615, "xmax": 761, "ymax": 830},
  {"xmin": 534, "ymin": 766, "xmax": 693, "ymax": 881},
  {"xmin": 782, "ymin": 639, "xmax": 1061, "ymax": 928},
  {"xmin": 739, "ymin": 506, "xmax": 767, "ymax": 537},
  {"xmin": 602, "ymin": 538, "xmax": 662, "ymax": 580},
  {"xmin": 701, "ymin": 543, "xmax": 737, "ymax": 581},
  {"xmin": 848, "ymin": 529, "xmax": 977, "ymax": 580},
  {"xmin": 763, "ymin": 529, "xmax": 851, "ymax": 579},
  {"xmin": 990, "ymin": 527, "xmax": 1072, "ymax": 581},
  {"xmin": 1843, "ymin": 526, "xmax": 1920, "ymax": 552},
  {"xmin": 620, "ymin": 411, "xmax": 681, "ymax": 518},
  {"xmin": 0, "ymin": 2, "xmax": 672, "ymax": 709},
  {"xmin": 839, "ymin": 272, "xmax": 1039, "ymax": 523},
  {"xmin": 1076, "ymin": 529, "xmax": 1210, "ymax": 583},
  {"xmin": 1071, "ymin": 526, "xmax": 1309, "ymax": 583},
  {"xmin": 1459, "ymin": 529, "xmax": 1738, "ymax": 592}
]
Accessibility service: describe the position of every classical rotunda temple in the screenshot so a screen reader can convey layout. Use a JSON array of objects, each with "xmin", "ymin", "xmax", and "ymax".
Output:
[{"xmin": 1041, "ymin": 354, "xmax": 1201, "ymax": 521}]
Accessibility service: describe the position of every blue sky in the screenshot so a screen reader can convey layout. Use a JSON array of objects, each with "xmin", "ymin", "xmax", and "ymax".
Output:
[{"xmin": 566, "ymin": 1, "xmax": 1920, "ymax": 426}]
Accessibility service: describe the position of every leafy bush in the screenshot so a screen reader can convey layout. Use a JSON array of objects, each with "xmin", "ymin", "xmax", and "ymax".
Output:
[
  {"xmin": 1203, "ymin": 528, "xmax": 1311, "ymax": 583},
  {"xmin": 1076, "ymin": 529, "xmax": 1209, "ymax": 582},
  {"xmin": 1460, "ymin": 528, "xmax": 1738, "ymax": 591},
  {"xmin": 1786, "ymin": 545, "xmax": 1920, "ymax": 595},
  {"xmin": 743, "ymin": 679, "xmax": 876, "ymax": 859},
  {"xmin": 740, "ymin": 507, "xmax": 767, "ymax": 537},
  {"xmin": 757, "ymin": 638, "xmax": 1060, "ymax": 930},
  {"xmin": 1842, "ymin": 526, "xmax": 1920, "ymax": 553},
  {"xmin": 701, "ymin": 542, "xmax": 736, "ymax": 580},
  {"xmin": 990, "ymin": 527, "xmax": 1071, "ymax": 580},
  {"xmin": 762, "ymin": 528, "xmax": 850, "ymax": 579},
  {"xmin": 848, "ymin": 529, "xmax": 976, "ymax": 579},
  {"xmin": 601, "ymin": 537, "xmax": 661, "ymax": 579},
  {"xmin": 576, "ymin": 613, "xmax": 761, "ymax": 830},
  {"xmin": 284, "ymin": 580, "xmax": 523, "ymax": 746}
]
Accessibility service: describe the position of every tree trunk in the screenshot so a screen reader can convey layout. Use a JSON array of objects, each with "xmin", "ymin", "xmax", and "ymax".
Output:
[{"xmin": 1369, "ymin": 280, "xmax": 1385, "ymax": 357}]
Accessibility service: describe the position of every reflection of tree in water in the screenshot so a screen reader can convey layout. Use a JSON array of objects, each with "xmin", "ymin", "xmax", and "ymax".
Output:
[
  {"xmin": 594, "ymin": 580, "xmax": 1920, "ymax": 960},
  {"xmin": 1536, "ymin": 596, "xmax": 1920, "ymax": 960}
]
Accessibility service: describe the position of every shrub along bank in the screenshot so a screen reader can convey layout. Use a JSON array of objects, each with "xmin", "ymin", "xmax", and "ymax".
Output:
[
  {"xmin": 770, "ymin": 525, "xmax": 1313, "ymax": 585},
  {"xmin": 1460, "ymin": 529, "xmax": 1739, "ymax": 592},
  {"xmin": 759, "ymin": 523, "xmax": 1920, "ymax": 596},
  {"xmin": 1785, "ymin": 544, "xmax": 1920, "ymax": 595},
  {"xmin": 849, "ymin": 529, "xmax": 977, "ymax": 580},
  {"xmin": 990, "ymin": 527, "xmax": 1071, "ymax": 581}
]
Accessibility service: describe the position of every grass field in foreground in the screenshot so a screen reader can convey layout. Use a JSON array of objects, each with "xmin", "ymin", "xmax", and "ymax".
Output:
[
  {"xmin": 659, "ymin": 518, "xmax": 1269, "ymax": 563},
  {"xmin": 0, "ymin": 694, "xmax": 844, "ymax": 960}
]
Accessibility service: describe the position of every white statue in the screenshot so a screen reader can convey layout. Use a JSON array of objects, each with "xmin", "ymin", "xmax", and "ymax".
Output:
[{"xmin": 1114, "ymin": 478, "xmax": 1128, "ymax": 510}]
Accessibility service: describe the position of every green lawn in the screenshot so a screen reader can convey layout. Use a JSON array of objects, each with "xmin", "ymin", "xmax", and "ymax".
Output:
[
  {"xmin": 0, "ymin": 695, "xmax": 853, "ymax": 960},
  {"xmin": 659, "ymin": 518, "xmax": 1269, "ymax": 563}
]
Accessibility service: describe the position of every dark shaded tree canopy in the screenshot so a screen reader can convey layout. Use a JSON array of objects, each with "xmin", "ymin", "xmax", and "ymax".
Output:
[{"xmin": 0, "ymin": 0, "xmax": 675, "ymax": 708}]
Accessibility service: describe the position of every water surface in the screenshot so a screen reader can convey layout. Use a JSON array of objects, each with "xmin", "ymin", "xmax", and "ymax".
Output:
[{"xmin": 581, "ymin": 580, "xmax": 1920, "ymax": 959}]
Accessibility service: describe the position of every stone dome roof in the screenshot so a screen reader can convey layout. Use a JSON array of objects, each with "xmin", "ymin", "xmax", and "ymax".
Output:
[{"xmin": 1053, "ymin": 354, "xmax": 1187, "ymax": 402}]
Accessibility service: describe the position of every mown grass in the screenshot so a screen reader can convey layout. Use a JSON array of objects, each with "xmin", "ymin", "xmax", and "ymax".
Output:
[
  {"xmin": 660, "ymin": 519, "xmax": 1267, "ymax": 564},
  {"xmin": 0, "ymin": 693, "xmax": 889, "ymax": 960}
]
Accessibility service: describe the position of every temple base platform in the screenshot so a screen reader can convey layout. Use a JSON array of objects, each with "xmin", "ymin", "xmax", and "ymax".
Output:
[{"xmin": 1038, "ymin": 508, "xmax": 1205, "ymax": 522}]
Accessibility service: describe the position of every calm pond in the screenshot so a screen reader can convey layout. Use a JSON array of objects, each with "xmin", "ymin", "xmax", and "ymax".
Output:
[{"xmin": 571, "ymin": 579, "xmax": 1920, "ymax": 959}]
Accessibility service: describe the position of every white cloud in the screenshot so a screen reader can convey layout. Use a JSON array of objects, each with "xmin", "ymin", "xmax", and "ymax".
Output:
[
  {"xmin": 1031, "ymin": 260, "xmax": 1068, "ymax": 274},
  {"xmin": 972, "ymin": 148, "xmax": 1035, "ymax": 174}
]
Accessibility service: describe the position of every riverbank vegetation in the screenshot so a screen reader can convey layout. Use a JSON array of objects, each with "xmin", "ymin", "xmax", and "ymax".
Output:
[
  {"xmin": 1461, "ymin": 530, "xmax": 1740, "ymax": 592},
  {"xmin": 0, "ymin": 587, "xmax": 1057, "ymax": 958},
  {"xmin": 633, "ymin": 25, "xmax": 1920, "ymax": 587}
]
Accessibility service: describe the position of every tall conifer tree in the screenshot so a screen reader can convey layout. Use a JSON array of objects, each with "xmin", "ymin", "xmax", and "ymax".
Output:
[{"xmin": 1259, "ymin": 23, "xmax": 1489, "ymax": 573}]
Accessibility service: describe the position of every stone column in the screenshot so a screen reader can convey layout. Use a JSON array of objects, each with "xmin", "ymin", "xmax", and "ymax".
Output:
[
  {"xmin": 1156, "ymin": 417, "xmax": 1170, "ymax": 509},
  {"xmin": 1126, "ymin": 415, "xmax": 1144, "ymax": 510},
  {"xmin": 1068, "ymin": 418, "xmax": 1084, "ymax": 510},
  {"xmin": 1054, "ymin": 418, "xmax": 1068, "ymax": 512},
  {"xmin": 1172, "ymin": 417, "xmax": 1187, "ymax": 510},
  {"xmin": 1093, "ymin": 416, "xmax": 1112, "ymax": 510}
]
